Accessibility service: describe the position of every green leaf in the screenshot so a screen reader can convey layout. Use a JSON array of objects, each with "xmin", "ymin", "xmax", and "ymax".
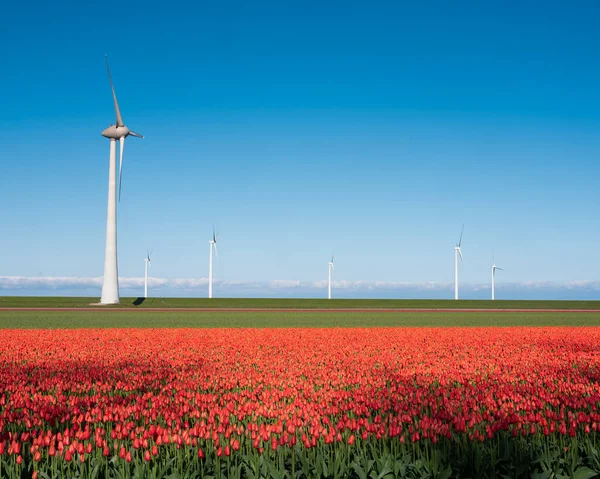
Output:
[
  {"xmin": 89, "ymin": 463, "xmax": 101, "ymax": 479},
  {"xmin": 322, "ymin": 458, "xmax": 331, "ymax": 478},
  {"xmin": 572, "ymin": 467, "xmax": 599, "ymax": 479},
  {"xmin": 267, "ymin": 459, "xmax": 285, "ymax": 479},
  {"xmin": 133, "ymin": 463, "xmax": 145, "ymax": 479},
  {"xmin": 156, "ymin": 457, "xmax": 177, "ymax": 479},
  {"xmin": 243, "ymin": 464, "xmax": 257, "ymax": 479},
  {"xmin": 439, "ymin": 466, "xmax": 453, "ymax": 479},
  {"xmin": 369, "ymin": 467, "xmax": 394, "ymax": 479},
  {"xmin": 531, "ymin": 471, "xmax": 552, "ymax": 479},
  {"xmin": 352, "ymin": 463, "xmax": 367, "ymax": 479}
]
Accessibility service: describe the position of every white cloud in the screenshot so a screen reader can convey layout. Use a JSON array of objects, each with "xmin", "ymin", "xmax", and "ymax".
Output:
[
  {"xmin": 0, "ymin": 276, "xmax": 104, "ymax": 289},
  {"xmin": 2, "ymin": 275, "xmax": 600, "ymax": 298},
  {"xmin": 269, "ymin": 280, "xmax": 302, "ymax": 289}
]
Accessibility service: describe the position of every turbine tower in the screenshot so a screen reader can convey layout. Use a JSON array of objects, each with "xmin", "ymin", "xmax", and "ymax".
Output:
[
  {"xmin": 208, "ymin": 225, "xmax": 218, "ymax": 299},
  {"xmin": 144, "ymin": 251, "xmax": 152, "ymax": 299},
  {"xmin": 100, "ymin": 56, "xmax": 143, "ymax": 304},
  {"xmin": 454, "ymin": 225, "xmax": 464, "ymax": 300},
  {"xmin": 491, "ymin": 253, "xmax": 504, "ymax": 301},
  {"xmin": 328, "ymin": 249, "xmax": 335, "ymax": 300}
]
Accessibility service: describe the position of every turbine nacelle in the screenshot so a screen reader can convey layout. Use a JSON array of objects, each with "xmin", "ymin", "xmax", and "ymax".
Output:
[{"xmin": 102, "ymin": 125, "xmax": 131, "ymax": 140}]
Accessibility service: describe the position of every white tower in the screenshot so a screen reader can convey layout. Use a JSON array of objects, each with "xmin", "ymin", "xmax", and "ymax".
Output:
[
  {"xmin": 208, "ymin": 226, "xmax": 218, "ymax": 299},
  {"xmin": 144, "ymin": 251, "xmax": 152, "ymax": 298},
  {"xmin": 491, "ymin": 253, "xmax": 504, "ymax": 300},
  {"xmin": 328, "ymin": 249, "xmax": 335, "ymax": 300},
  {"xmin": 100, "ymin": 56, "xmax": 143, "ymax": 304},
  {"xmin": 454, "ymin": 225, "xmax": 464, "ymax": 300}
]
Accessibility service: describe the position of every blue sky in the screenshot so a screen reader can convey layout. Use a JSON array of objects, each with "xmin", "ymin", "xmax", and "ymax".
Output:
[{"xmin": 1, "ymin": 0, "xmax": 599, "ymax": 299}]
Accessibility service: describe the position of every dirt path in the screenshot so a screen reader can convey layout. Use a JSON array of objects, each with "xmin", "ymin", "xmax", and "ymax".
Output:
[{"xmin": 1, "ymin": 307, "xmax": 600, "ymax": 313}]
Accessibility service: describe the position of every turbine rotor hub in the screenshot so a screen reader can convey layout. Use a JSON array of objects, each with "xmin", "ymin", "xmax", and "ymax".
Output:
[{"xmin": 102, "ymin": 125, "xmax": 130, "ymax": 139}]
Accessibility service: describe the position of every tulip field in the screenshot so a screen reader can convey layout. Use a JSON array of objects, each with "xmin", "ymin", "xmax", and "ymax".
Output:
[{"xmin": 1, "ymin": 323, "xmax": 600, "ymax": 479}]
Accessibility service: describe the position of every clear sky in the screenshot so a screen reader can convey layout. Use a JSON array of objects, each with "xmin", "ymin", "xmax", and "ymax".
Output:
[{"xmin": 1, "ymin": 0, "xmax": 600, "ymax": 299}]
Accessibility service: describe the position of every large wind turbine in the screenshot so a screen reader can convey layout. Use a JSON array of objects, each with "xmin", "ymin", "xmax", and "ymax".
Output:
[
  {"xmin": 491, "ymin": 253, "xmax": 504, "ymax": 301},
  {"xmin": 144, "ymin": 251, "xmax": 152, "ymax": 299},
  {"xmin": 208, "ymin": 226, "xmax": 218, "ymax": 299},
  {"xmin": 328, "ymin": 249, "xmax": 335, "ymax": 300},
  {"xmin": 454, "ymin": 225, "xmax": 464, "ymax": 300},
  {"xmin": 100, "ymin": 56, "xmax": 143, "ymax": 304}
]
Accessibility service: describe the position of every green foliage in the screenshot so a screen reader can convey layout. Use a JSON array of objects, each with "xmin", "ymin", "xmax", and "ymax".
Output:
[{"xmin": 12, "ymin": 433, "xmax": 600, "ymax": 479}]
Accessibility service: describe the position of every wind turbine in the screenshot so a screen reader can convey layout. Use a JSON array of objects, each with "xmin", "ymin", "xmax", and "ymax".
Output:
[
  {"xmin": 454, "ymin": 225, "xmax": 464, "ymax": 300},
  {"xmin": 328, "ymin": 249, "xmax": 335, "ymax": 300},
  {"xmin": 491, "ymin": 253, "xmax": 504, "ymax": 301},
  {"xmin": 100, "ymin": 56, "xmax": 143, "ymax": 304},
  {"xmin": 144, "ymin": 251, "xmax": 152, "ymax": 299},
  {"xmin": 208, "ymin": 225, "xmax": 218, "ymax": 299}
]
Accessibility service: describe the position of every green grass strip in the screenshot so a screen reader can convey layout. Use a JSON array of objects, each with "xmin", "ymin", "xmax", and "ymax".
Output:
[
  {"xmin": 2, "ymin": 296, "xmax": 600, "ymax": 309},
  {"xmin": 1, "ymin": 311, "xmax": 600, "ymax": 328}
]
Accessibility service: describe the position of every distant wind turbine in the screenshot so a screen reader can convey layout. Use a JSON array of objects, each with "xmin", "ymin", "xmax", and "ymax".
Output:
[
  {"xmin": 208, "ymin": 225, "xmax": 218, "ymax": 299},
  {"xmin": 100, "ymin": 56, "xmax": 144, "ymax": 304},
  {"xmin": 328, "ymin": 249, "xmax": 335, "ymax": 300},
  {"xmin": 491, "ymin": 252, "xmax": 504, "ymax": 301},
  {"xmin": 454, "ymin": 225, "xmax": 464, "ymax": 300},
  {"xmin": 144, "ymin": 250, "xmax": 152, "ymax": 299}
]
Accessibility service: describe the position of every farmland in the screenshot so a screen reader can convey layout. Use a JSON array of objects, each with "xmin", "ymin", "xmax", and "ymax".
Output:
[
  {"xmin": 2, "ymin": 296, "xmax": 600, "ymax": 310},
  {"xmin": 1, "ymin": 327, "xmax": 600, "ymax": 478},
  {"xmin": 1, "ymin": 310, "xmax": 600, "ymax": 329},
  {"xmin": 1, "ymin": 300, "xmax": 600, "ymax": 478}
]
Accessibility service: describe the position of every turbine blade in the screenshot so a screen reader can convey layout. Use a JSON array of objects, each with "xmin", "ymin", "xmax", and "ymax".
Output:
[
  {"xmin": 458, "ymin": 247, "xmax": 463, "ymax": 262},
  {"xmin": 129, "ymin": 131, "xmax": 144, "ymax": 138},
  {"xmin": 496, "ymin": 267, "xmax": 505, "ymax": 271},
  {"xmin": 458, "ymin": 224, "xmax": 464, "ymax": 247},
  {"xmin": 331, "ymin": 247, "xmax": 335, "ymax": 264},
  {"xmin": 118, "ymin": 136, "xmax": 125, "ymax": 201},
  {"xmin": 105, "ymin": 56, "xmax": 124, "ymax": 127}
]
